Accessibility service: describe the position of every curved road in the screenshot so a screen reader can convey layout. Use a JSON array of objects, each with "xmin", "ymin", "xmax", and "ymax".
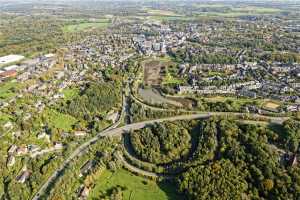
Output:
[
  {"xmin": 116, "ymin": 152, "xmax": 173, "ymax": 179},
  {"xmin": 32, "ymin": 112, "xmax": 287, "ymax": 200}
]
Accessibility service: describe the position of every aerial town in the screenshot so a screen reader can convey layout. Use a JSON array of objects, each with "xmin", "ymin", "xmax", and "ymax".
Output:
[{"xmin": 0, "ymin": 0, "xmax": 299, "ymax": 200}]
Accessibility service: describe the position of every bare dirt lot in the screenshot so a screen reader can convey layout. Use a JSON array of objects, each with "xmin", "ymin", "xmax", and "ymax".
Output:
[
  {"xmin": 263, "ymin": 101, "xmax": 280, "ymax": 112},
  {"xmin": 143, "ymin": 60, "xmax": 166, "ymax": 86}
]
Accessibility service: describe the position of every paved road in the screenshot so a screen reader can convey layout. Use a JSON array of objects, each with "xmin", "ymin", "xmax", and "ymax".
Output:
[
  {"xmin": 116, "ymin": 152, "xmax": 173, "ymax": 179},
  {"xmin": 32, "ymin": 92, "xmax": 127, "ymax": 200},
  {"xmin": 32, "ymin": 112, "xmax": 287, "ymax": 200}
]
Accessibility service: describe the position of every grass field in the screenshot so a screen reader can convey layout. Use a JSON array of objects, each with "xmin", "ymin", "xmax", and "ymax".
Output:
[
  {"xmin": 62, "ymin": 88, "xmax": 80, "ymax": 101},
  {"xmin": 232, "ymin": 6, "xmax": 281, "ymax": 14},
  {"xmin": 63, "ymin": 19, "xmax": 110, "ymax": 33},
  {"xmin": 143, "ymin": 8, "xmax": 192, "ymax": 22},
  {"xmin": 196, "ymin": 6, "xmax": 281, "ymax": 18},
  {"xmin": 162, "ymin": 72, "xmax": 184, "ymax": 85},
  {"xmin": 43, "ymin": 108, "xmax": 77, "ymax": 131},
  {"xmin": 0, "ymin": 81, "xmax": 21, "ymax": 100},
  {"xmin": 88, "ymin": 169, "xmax": 183, "ymax": 200}
]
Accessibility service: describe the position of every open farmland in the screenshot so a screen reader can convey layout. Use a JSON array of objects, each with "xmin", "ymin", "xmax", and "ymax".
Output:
[
  {"xmin": 63, "ymin": 19, "xmax": 110, "ymax": 33},
  {"xmin": 146, "ymin": 9, "xmax": 180, "ymax": 16}
]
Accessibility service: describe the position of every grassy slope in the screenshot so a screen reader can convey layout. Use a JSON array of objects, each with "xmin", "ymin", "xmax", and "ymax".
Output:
[{"xmin": 89, "ymin": 169, "xmax": 183, "ymax": 200}]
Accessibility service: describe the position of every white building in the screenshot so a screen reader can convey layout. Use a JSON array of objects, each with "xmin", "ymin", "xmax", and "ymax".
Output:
[{"xmin": 0, "ymin": 55, "xmax": 24, "ymax": 66}]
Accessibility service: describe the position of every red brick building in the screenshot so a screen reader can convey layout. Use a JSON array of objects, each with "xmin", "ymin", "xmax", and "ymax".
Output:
[{"xmin": 0, "ymin": 70, "xmax": 17, "ymax": 79}]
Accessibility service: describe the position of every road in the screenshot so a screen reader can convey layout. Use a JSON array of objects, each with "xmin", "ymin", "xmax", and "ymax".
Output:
[
  {"xmin": 115, "ymin": 152, "xmax": 173, "ymax": 179},
  {"xmin": 31, "ymin": 90, "xmax": 127, "ymax": 200},
  {"xmin": 32, "ymin": 109, "xmax": 287, "ymax": 200}
]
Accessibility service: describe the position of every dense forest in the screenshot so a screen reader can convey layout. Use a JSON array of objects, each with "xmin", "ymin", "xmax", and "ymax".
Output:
[
  {"xmin": 58, "ymin": 81, "xmax": 122, "ymax": 120},
  {"xmin": 177, "ymin": 118, "xmax": 300, "ymax": 199},
  {"xmin": 127, "ymin": 118, "xmax": 300, "ymax": 199},
  {"xmin": 130, "ymin": 122, "xmax": 191, "ymax": 164}
]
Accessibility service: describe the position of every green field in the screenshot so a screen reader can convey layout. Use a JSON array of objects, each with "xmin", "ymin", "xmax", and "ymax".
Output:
[
  {"xmin": 62, "ymin": 87, "xmax": 79, "ymax": 100},
  {"xmin": 88, "ymin": 169, "xmax": 183, "ymax": 200},
  {"xmin": 196, "ymin": 6, "xmax": 281, "ymax": 17},
  {"xmin": 63, "ymin": 19, "xmax": 110, "ymax": 33},
  {"xmin": 0, "ymin": 81, "xmax": 21, "ymax": 100},
  {"xmin": 232, "ymin": 6, "xmax": 281, "ymax": 14},
  {"xmin": 142, "ymin": 8, "xmax": 194, "ymax": 22},
  {"xmin": 43, "ymin": 108, "xmax": 77, "ymax": 131},
  {"xmin": 162, "ymin": 72, "xmax": 184, "ymax": 85}
]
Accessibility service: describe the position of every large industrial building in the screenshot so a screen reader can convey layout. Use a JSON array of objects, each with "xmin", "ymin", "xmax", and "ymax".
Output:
[{"xmin": 0, "ymin": 55, "xmax": 25, "ymax": 66}]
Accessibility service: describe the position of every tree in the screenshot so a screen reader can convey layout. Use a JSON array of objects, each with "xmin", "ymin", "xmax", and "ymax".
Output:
[{"xmin": 263, "ymin": 179, "xmax": 274, "ymax": 191}]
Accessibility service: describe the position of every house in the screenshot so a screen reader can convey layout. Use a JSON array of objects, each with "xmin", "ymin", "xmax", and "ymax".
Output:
[
  {"xmin": 3, "ymin": 121, "xmax": 13, "ymax": 130},
  {"xmin": 74, "ymin": 131, "xmax": 87, "ymax": 137},
  {"xmin": 28, "ymin": 144, "xmax": 40, "ymax": 153},
  {"xmin": 286, "ymin": 105, "xmax": 300, "ymax": 112},
  {"xmin": 78, "ymin": 186, "xmax": 90, "ymax": 200},
  {"xmin": 4, "ymin": 65, "xmax": 20, "ymax": 71},
  {"xmin": 37, "ymin": 131, "xmax": 47, "ymax": 139},
  {"xmin": 16, "ymin": 170, "xmax": 31, "ymax": 183},
  {"xmin": 0, "ymin": 70, "xmax": 17, "ymax": 79},
  {"xmin": 44, "ymin": 53, "xmax": 55, "ymax": 58},
  {"xmin": 106, "ymin": 111, "xmax": 119, "ymax": 123},
  {"xmin": 79, "ymin": 160, "xmax": 95, "ymax": 177},
  {"xmin": 55, "ymin": 71, "xmax": 65, "ymax": 79},
  {"xmin": 53, "ymin": 142, "xmax": 64, "ymax": 150},
  {"xmin": 8, "ymin": 144, "xmax": 18, "ymax": 154},
  {"xmin": 16, "ymin": 146, "xmax": 28, "ymax": 155},
  {"xmin": 12, "ymin": 131, "xmax": 21, "ymax": 138},
  {"xmin": 238, "ymin": 89, "xmax": 257, "ymax": 98},
  {"xmin": 6, "ymin": 155, "xmax": 15, "ymax": 167}
]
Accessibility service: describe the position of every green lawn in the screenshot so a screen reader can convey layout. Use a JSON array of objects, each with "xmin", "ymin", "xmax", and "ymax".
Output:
[
  {"xmin": 0, "ymin": 81, "xmax": 20, "ymax": 100},
  {"xmin": 62, "ymin": 88, "xmax": 80, "ymax": 101},
  {"xmin": 43, "ymin": 108, "xmax": 77, "ymax": 131},
  {"xmin": 162, "ymin": 72, "xmax": 184, "ymax": 85},
  {"xmin": 88, "ymin": 169, "xmax": 183, "ymax": 200},
  {"xmin": 63, "ymin": 19, "xmax": 110, "ymax": 33}
]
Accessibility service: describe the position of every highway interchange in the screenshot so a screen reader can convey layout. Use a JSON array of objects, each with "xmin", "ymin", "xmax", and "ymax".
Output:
[{"xmin": 32, "ymin": 84, "xmax": 289, "ymax": 200}]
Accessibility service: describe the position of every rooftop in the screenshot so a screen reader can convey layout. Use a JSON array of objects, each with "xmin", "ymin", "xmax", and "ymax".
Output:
[{"xmin": 0, "ymin": 55, "xmax": 24, "ymax": 66}]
